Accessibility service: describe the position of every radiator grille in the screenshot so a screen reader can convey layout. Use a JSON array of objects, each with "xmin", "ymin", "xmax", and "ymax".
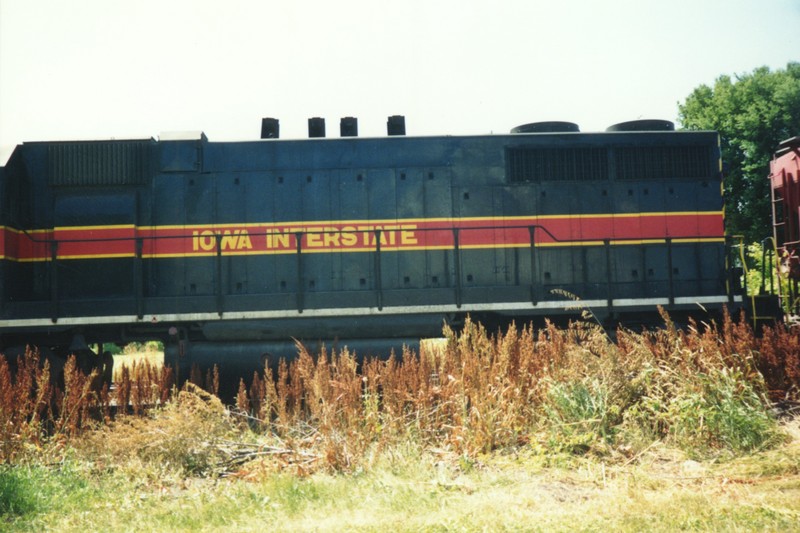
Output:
[
  {"xmin": 508, "ymin": 144, "xmax": 714, "ymax": 182},
  {"xmin": 48, "ymin": 141, "xmax": 153, "ymax": 186},
  {"xmin": 507, "ymin": 147, "xmax": 608, "ymax": 182},
  {"xmin": 615, "ymin": 145, "xmax": 712, "ymax": 180}
]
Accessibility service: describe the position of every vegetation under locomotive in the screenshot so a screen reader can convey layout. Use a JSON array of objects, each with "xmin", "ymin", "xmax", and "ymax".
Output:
[{"xmin": 0, "ymin": 117, "xmax": 740, "ymax": 381}]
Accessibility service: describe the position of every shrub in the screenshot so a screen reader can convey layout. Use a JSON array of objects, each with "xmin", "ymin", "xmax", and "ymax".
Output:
[
  {"xmin": 542, "ymin": 378, "xmax": 618, "ymax": 454},
  {"xmin": 659, "ymin": 367, "xmax": 779, "ymax": 454},
  {"xmin": 76, "ymin": 384, "xmax": 239, "ymax": 477}
]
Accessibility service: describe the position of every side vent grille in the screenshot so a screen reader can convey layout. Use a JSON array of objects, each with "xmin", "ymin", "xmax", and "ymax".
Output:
[
  {"xmin": 615, "ymin": 146, "xmax": 712, "ymax": 180},
  {"xmin": 48, "ymin": 141, "xmax": 153, "ymax": 186},
  {"xmin": 507, "ymin": 145, "xmax": 714, "ymax": 182},
  {"xmin": 508, "ymin": 147, "xmax": 608, "ymax": 182}
]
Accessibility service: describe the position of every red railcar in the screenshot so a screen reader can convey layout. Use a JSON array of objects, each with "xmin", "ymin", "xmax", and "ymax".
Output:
[{"xmin": 769, "ymin": 136, "xmax": 800, "ymax": 311}]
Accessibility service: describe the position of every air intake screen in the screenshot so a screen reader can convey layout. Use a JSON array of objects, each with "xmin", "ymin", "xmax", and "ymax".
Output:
[
  {"xmin": 615, "ymin": 145, "xmax": 712, "ymax": 180},
  {"xmin": 507, "ymin": 147, "xmax": 608, "ymax": 182},
  {"xmin": 48, "ymin": 141, "xmax": 153, "ymax": 186}
]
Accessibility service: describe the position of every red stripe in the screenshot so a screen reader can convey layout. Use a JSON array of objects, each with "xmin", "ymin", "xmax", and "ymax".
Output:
[
  {"xmin": 53, "ymin": 227, "xmax": 137, "ymax": 258},
  {"xmin": 0, "ymin": 213, "xmax": 724, "ymax": 261},
  {"xmin": 1, "ymin": 229, "xmax": 52, "ymax": 261}
]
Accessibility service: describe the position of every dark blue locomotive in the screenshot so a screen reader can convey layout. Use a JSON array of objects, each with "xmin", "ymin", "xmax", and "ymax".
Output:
[{"xmin": 0, "ymin": 116, "xmax": 737, "ymax": 381}]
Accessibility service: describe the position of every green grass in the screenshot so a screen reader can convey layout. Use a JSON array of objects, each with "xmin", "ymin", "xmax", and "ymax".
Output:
[
  {"xmin": 3, "ymin": 420, "xmax": 799, "ymax": 532},
  {"xmin": 0, "ymin": 463, "xmax": 99, "ymax": 530}
]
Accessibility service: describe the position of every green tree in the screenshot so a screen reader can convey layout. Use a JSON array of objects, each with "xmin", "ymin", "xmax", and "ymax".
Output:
[{"xmin": 678, "ymin": 63, "xmax": 800, "ymax": 242}]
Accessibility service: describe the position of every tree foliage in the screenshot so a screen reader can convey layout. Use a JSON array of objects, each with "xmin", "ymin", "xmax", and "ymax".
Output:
[{"xmin": 678, "ymin": 63, "xmax": 800, "ymax": 242}]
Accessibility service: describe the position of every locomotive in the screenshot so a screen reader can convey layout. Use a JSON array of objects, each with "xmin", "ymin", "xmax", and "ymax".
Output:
[{"xmin": 0, "ymin": 116, "xmax": 739, "ymax": 384}]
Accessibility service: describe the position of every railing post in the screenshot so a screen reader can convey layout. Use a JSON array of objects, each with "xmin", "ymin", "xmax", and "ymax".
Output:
[
  {"xmin": 666, "ymin": 237, "xmax": 675, "ymax": 306},
  {"xmin": 769, "ymin": 246, "xmax": 775, "ymax": 295},
  {"xmin": 725, "ymin": 235, "xmax": 735, "ymax": 305},
  {"xmin": 453, "ymin": 228, "xmax": 462, "ymax": 308},
  {"xmin": 605, "ymin": 239, "xmax": 613, "ymax": 309},
  {"xmin": 528, "ymin": 226, "xmax": 537, "ymax": 305},
  {"xmin": 374, "ymin": 230, "xmax": 383, "ymax": 310},
  {"xmin": 215, "ymin": 233, "xmax": 224, "ymax": 316},
  {"xmin": 135, "ymin": 237, "xmax": 144, "ymax": 319},
  {"xmin": 50, "ymin": 240, "xmax": 59, "ymax": 322},
  {"xmin": 295, "ymin": 232, "xmax": 304, "ymax": 313},
  {"xmin": 760, "ymin": 240, "xmax": 768, "ymax": 295}
]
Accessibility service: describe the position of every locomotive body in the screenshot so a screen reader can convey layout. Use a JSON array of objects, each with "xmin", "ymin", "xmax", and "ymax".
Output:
[{"xmin": 0, "ymin": 118, "xmax": 736, "ymax": 379}]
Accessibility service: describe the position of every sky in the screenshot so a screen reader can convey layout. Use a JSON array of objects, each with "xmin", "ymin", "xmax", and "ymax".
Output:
[{"xmin": 1, "ymin": 0, "xmax": 799, "ymax": 164}]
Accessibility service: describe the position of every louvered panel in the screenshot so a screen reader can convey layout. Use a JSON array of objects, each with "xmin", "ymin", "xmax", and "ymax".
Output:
[
  {"xmin": 48, "ymin": 141, "xmax": 152, "ymax": 186},
  {"xmin": 507, "ymin": 147, "xmax": 608, "ymax": 182},
  {"xmin": 615, "ymin": 145, "xmax": 712, "ymax": 180}
]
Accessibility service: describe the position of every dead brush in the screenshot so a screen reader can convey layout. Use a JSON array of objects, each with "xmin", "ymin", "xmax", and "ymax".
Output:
[
  {"xmin": 0, "ymin": 347, "xmax": 117, "ymax": 461},
  {"xmin": 76, "ymin": 383, "xmax": 241, "ymax": 477},
  {"xmin": 377, "ymin": 346, "xmax": 438, "ymax": 443},
  {"xmin": 243, "ymin": 317, "xmax": 624, "ymax": 461},
  {"xmin": 271, "ymin": 343, "xmax": 374, "ymax": 470},
  {"xmin": 0, "ymin": 349, "xmax": 53, "ymax": 459},
  {"xmin": 755, "ymin": 322, "xmax": 800, "ymax": 403},
  {"xmin": 53, "ymin": 354, "xmax": 96, "ymax": 437},
  {"xmin": 431, "ymin": 318, "xmax": 544, "ymax": 454}
]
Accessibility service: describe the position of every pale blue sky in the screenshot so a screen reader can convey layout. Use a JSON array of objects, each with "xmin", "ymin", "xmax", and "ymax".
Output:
[{"xmin": 1, "ymin": 0, "xmax": 798, "ymax": 163}]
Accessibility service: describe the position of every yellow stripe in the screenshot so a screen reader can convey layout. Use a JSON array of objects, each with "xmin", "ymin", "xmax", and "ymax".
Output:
[
  {"xmin": 58, "ymin": 253, "xmax": 136, "ymax": 260},
  {"xmin": 136, "ymin": 211, "xmax": 723, "ymax": 231},
  {"xmin": 1, "ymin": 227, "xmax": 51, "ymax": 235},
  {"xmin": 12, "ymin": 254, "xmax": 136, "ymax": 262},
  {"xmin": 54, "ymin": 224, "xmax": 135, "ymax": 231},
  {"xmin": 672, "ymin": 237, "xmax": 725, "ymax": 244},
  {"xmin": 0, "ymin": 225, "xmax": 133, "ymax": 234},
  {"xmin": 143, "ymin": 253, "xmax": 197, "ymax": 259}
]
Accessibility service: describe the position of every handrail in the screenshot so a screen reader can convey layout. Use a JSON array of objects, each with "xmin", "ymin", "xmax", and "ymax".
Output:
[
  {"xmin": 13, "ymin": 223, "xmax": 718, "ymax": 246},
  {"xmin": 13, "ymin": 223, "xmax": 730, "ymax": 322},
  {"xmin": 730, "ymin": 235, "xmax": 785, "ymax": 329}
]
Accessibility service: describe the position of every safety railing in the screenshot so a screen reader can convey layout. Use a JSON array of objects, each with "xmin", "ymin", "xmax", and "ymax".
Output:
[{"xmin": 14, "ymin": 224, "xmax": 728, "ymax": 322}]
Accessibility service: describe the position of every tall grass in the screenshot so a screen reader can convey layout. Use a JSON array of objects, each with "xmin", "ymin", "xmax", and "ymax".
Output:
[
  {"xmin": 232, "ymin": 310, "xmax": 791, "ymax": 470},
  {"xmin": 0, "ymin": 348, "xmax": 172, "ymax": 462},
  {"xmin": 1, "ymin": 309, "xmax": 798, "ymax": 471}
]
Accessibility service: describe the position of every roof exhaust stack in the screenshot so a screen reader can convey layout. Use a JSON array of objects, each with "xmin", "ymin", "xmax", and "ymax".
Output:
[
  {"xmin": 340, "ymin": 117, "xmax": 358, "ymax": 137},
  {"xmin": 261, "ymin": 117, "xmax": 280, "ymax": 139},
  {"xmin": 606, "ymin": 119, "xmax": 675, "ymax": 132},
  {"xmin": 511, "ymin": 121, "xmax": 580, "ymax": 133},
  {"xmin": 308, "ymin": 117, "xmax": 326, "ymax": 138},
  {"xmin": 387, "ymin": 115, "xmax": 406, "ymax": 136}
]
